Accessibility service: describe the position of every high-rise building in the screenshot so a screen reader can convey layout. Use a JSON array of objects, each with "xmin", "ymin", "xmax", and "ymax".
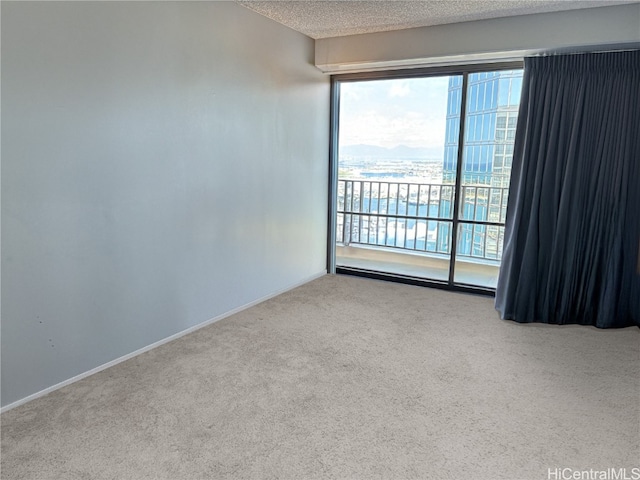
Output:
[
  {"xmin": 441, "ymin": 70, "xmax": 523, "ymax": 258},
  {"xmin": 443, "ymin": 71, "xmax": 523, "ymax": 187}
]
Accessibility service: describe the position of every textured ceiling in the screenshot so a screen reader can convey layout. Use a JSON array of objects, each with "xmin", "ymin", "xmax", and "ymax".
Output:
[{"xmin": 237, "ymin": 0, "xmax": 639, "ymax": 39}]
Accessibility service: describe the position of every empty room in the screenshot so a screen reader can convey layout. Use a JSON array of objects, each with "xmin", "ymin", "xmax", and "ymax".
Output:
[{"xmin": 1, "ymin": 1, "xmax": 639, "ymax": 479}]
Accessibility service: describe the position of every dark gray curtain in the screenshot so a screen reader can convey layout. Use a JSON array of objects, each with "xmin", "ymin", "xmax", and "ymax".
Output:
[{"xmin": 495, "ymin": 51, "xmax": 640, "ymax": 328}]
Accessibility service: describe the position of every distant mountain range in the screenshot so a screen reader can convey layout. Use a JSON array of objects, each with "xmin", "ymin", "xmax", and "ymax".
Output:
[{"xmin": 340, "ymin": 144, "xmax": 444, "ymax": 161}]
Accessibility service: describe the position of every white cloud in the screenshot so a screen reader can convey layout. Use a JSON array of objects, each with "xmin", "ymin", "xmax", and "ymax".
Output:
[
  {"xmin": 389, "ymin": 81, "xmax": 411, "ymax": 98},
  {"xmin": 338, "ymin": 76, "xmax": 451, "ymax": 149},
  {"xmin": 339, "ymin": 110, "xmax": 446, "ymax": 149}
]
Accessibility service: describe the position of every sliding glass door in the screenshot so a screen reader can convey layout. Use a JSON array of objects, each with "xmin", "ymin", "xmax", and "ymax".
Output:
[
  {"xmin": 335, "ymin": 75, "xmax": 460, "ymax": 283},
  {"xmin": 330, "ymin": 64, "xmax": 524, "ymax": 291},
  {"xmin": 452, "ymin": 70, "xmax": 523, "ymax": 288}
]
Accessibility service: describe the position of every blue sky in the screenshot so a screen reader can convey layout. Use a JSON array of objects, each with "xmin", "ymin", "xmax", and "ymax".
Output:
[{"xmin": 338, "ymin": 76, "xmax": 456, "ymax": 150}]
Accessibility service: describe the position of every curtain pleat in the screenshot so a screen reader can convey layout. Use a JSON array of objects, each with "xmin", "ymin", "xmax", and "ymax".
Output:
[{"xmin": 495, "ymin": 51, "xmax": 640, "ymax": 328}]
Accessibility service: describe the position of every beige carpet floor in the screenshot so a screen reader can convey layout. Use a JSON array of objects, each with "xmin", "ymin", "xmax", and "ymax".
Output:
[{"xmin": 2, "ymin": 274, "xmax": 639, "ymax": 480}]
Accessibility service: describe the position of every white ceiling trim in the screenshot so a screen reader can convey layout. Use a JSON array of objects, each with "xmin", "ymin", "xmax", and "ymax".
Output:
[{"xmin": 316, "ymin": 51, "xmax": 529, "ymax": 74}]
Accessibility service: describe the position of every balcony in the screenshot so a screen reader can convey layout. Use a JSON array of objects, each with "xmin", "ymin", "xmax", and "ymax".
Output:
[{"xmin": 336, "ymin": 179, "xmax": 509, "ymax": 289}]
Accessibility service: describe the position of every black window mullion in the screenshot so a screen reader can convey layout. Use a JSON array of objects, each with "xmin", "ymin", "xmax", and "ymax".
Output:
[{"xmin": 448, "ymin": 73, "xmax": 469, "ymax": 285}]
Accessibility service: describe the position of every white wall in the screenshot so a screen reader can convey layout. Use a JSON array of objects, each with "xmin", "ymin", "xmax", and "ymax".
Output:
[
  {"xmin": 316, "ymin": 3, "xmax": 640, "ymax": 72},
  {"xmin": 1, "ymin": 1, "xmax": 329, "ymax": 408}
]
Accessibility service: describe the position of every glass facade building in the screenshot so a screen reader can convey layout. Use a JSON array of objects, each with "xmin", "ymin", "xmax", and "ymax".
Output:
[
  {"xmin": 443, "ymin": 71, "xmax": 523, "ymax": 187},
  {"xmin": 442, "ymin": 70, "xmax": 523, "ymax": 258}
]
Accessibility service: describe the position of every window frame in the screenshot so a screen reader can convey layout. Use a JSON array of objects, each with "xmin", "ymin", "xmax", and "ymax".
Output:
[{"xmin": 327, "ymin": 61, "xmax": 524, "ymax": 295}]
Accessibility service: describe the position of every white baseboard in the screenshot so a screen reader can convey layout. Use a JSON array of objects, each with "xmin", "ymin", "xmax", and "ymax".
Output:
[{"xmin": 1, "ymin": 270, "xmax": 327, "ymax": 414}]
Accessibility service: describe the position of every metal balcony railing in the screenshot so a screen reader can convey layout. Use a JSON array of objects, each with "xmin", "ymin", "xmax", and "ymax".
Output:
[{"xmin": 336, "ymin": 179, "xmax": 509, "ymax": 262}]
